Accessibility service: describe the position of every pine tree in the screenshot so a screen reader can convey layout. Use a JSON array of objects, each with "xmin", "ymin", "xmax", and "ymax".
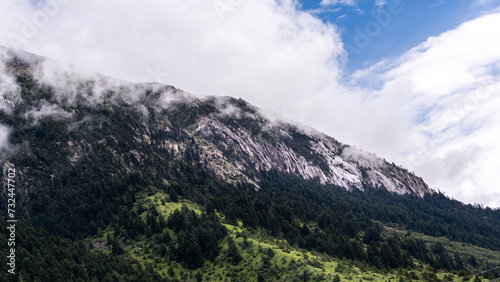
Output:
[
  {"xmin": 112, "ymin": 238, "xmax": 124, "ymax": 255},
  {"xmin": 227, "ymin": 237, "xmax": 242, "ymax": 265},
  {"xmin": 168, "ymin": 266, "xmax": 175, "ymax": 277}
]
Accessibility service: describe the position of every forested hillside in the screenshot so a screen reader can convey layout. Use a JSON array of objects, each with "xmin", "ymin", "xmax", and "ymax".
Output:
[{"xmin": 0, "ymin": 49, "xmax": 499, "ymax": 281}]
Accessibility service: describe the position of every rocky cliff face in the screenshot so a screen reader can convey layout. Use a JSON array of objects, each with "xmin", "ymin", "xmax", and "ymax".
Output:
[
  {"xmin": 189, "ymin": 107, "xmax": 431, "ymax": 196},
  {"xmin": 0, "ymin": 47, "xmax": 432, "ymax": 196}
]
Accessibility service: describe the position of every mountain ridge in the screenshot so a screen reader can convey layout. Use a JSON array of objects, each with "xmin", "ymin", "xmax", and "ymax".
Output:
[
  {"xmin": 0, "ymin": 47, "xmax": 431, "ymax": 197},
  {"xmin": 2, "ymin": 47, "xmax": 500, "ymax": 281}
]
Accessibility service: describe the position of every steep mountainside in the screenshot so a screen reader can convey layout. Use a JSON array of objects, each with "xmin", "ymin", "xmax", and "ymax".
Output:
[
  {"xmin": 1, "ymin": 47, "xmax": 499, "ymax": 281},
  {"xmin": 0, "ymin": 47, "xmax": 430, "ymax": 197}
]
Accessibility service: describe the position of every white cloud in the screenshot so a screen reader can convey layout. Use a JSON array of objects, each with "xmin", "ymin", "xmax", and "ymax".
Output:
[
  {"xmin": 0, "ymin": 123, "xmax": 17, "ymax": 161},
  {"xmin": 476, "ymin": 0, "xmax": 494, "ymax": 6},
  {"xmin": 0, "ymin": 0, "xmax": 500, "ymax": 207},
  {"xmin": 321, "ymin": 0, "xmax": 358, "ymax": 6},
  {"xmin": 0, "ymin": 51, "xmax": 22, "ymax": 115},
  {"xmin": 354, "ymin": 12, "xmax": 500, "ymax": 208},
  {"xmin": 0, "ymin": 0, "xmax": 345, "ymax": 110},
  {"xmin": 341, "ymin": 146, "xmax": 384, "ymax": 167},
  {"xmin": 24, "ymin": 100, "xmax": 73, "ymax": 125},
  {"xmin": 0, "ymin": 124, "xmax": 11, "ymax": 151}
]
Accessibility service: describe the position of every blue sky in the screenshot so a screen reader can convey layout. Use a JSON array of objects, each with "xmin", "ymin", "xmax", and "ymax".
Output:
[{"xmin": 298, "ymin": 0, "xmax": 500, "ymax": 73}]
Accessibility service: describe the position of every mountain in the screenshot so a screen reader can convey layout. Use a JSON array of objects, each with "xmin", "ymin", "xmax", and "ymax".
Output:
[
  {"xmin": 0, "ymin": 47, "xmax": 430, "ymax": 197},
  {"xmin": 1, "ymin": 47, "xmax": 499, "ymax": 281}
]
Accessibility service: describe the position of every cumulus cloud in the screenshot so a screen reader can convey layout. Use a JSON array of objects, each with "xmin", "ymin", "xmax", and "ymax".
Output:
[
  {"xmin": 353, "ymin": 11, "xmax": 500, "ymax": 207},
  {"xmin": 0, "ymin": 0, "xmax": 345, "ymax": 107},
  {"xmin": 0, "ymin": 0, "xmax": 346, "ymax": 113}
]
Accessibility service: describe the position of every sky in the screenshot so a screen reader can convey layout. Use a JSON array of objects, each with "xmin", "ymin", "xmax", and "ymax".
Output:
[
  {"xmin": 0, "ymin": 0, "xmax": 499, "ymax": 208},
  {"xmin": 301, "ymin": 0, "xmax": 500, "ymax": 72}
]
